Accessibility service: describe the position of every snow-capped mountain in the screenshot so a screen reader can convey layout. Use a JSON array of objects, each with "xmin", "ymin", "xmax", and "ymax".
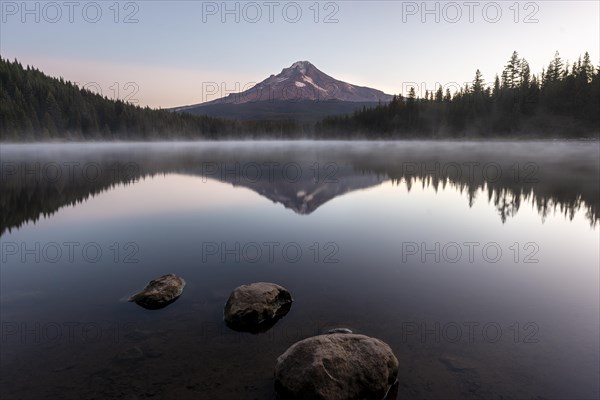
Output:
[
  {"xmin": 174, "ymin": 61, "xmax": 393, "ymax": 120},
  {"xmin": 212, "ymin": 60, "xmax": 393, "ymax": 104}
]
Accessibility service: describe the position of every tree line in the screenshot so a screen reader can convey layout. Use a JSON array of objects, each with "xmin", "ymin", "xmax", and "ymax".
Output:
[
  {"xmin": 1, "ymin": 51, "xmax": 598, "ymax": 141},
  {"xmin": 317, "ymin": 51, "xmax": 599, "ymax": 138}
]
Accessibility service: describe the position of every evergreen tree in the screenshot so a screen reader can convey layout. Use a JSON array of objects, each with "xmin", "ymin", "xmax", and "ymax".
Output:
[
  {"xmin": 581, "ymin": 51, "xmax": 594, "ymax": 83},
  {"xmin": 435, "ymin": 87, "xmax": 443, "ymax": 103},
  {"xmin": 520, "ymin": 59, "xmax": 531, "ymax": 90},
  {"xmin": 502, "ymin": 51, "xmax": 521, "ymax": 89},
  {"xmin": 546, "ymin": 51, "xmax": 564, "ymax": 84},
  {"xmin": 472, "ymin": 69, "xmax": 484, "ymax": 94}
]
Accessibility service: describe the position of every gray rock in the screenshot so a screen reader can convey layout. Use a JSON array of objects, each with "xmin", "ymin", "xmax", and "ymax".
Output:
[
  {"xmin": 275, "ymin": 333, "xmax": 399, "ymax": 400},
  {"xmin": 128, "ymin": 274, "xmax": 186, "ymax": 310},
  {"xmin": 224, "ymin": 282, "xmax": 292, "ymax": 333}
]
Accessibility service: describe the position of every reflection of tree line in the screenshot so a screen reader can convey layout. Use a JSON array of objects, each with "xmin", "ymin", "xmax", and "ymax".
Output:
[
  {"xmin": 1, "ymin": 144, "xmax": 598, "ymax": 235},
  {"xmin": 348, "ymin": 151, "xmax": 599, "ymax": 225},
  {"xmin": 370, "ymin": 169, "xmax": 596, "ymax": 225},
  {"xmin": 0, "ymin": 167, "xmax": 141, "ymax": 235}
]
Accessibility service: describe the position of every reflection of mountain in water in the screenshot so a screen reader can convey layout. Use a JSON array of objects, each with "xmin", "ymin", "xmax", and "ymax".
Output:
[
  {"xmin": 215, "ymin": 164, "xmax": 384, "ymax": 214},
  {"xmin": 1, "ymin": 141, "xmax": 598, "ymax": 235}
]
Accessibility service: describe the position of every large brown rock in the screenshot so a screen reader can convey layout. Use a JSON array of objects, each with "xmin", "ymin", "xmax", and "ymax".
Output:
[
  {"xmin": 274, "ymin": 333, "xmax": 399, "ymax": 400},
  {"xmin": 224, "ymin": 282, "xmax": 293, "ymax": 333},
  {"xmin": 128, "ymin": 274, "xmax": 186, "ymax": 310}
]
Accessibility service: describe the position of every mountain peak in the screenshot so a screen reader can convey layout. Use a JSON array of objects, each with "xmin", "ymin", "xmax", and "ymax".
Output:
[
  {"xmin": 289, "ymin": 60, "xmax": 313, "ymax": 72},
  {"xmin": 237, "ymin": 61, "xmax": 393, "ymax": 104},
  {"xmin": 281, "ymin": 60, "xmax": 315, "ymax": 76},
  {"xmin": 291, "ymin": 60, "xmax": 312, "ymax": 67}
]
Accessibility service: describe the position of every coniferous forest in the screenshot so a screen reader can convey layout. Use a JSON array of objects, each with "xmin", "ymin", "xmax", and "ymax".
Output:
[
  {"xmin": 318, "ymin": 51, "xmax": 600, "ymax": 138},
  {"xmin": 1, "ymin": 51, "xmax": 598, "ymax": 141}
]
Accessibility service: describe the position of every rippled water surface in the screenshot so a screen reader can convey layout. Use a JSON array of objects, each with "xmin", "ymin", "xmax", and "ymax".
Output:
[{"xmin": 1, "ymin": 141, "xmax": 598, "ymax": 399}]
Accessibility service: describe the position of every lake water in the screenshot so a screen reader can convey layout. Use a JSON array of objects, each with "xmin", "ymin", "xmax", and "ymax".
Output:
[{"xmin": 1, "ymin": 141, "xmax": 598, "ymax": 399}]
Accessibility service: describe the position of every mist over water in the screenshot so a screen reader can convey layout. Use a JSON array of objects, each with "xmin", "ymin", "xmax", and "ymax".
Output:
[{"xmin": 1, "ymin": 141, "xmax": 599, "ymax": 399}]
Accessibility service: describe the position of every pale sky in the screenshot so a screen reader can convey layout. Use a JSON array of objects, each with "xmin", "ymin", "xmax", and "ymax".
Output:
[{"xmin": 1, "ymin": 1, "xmax": 598, "ymax": 108}]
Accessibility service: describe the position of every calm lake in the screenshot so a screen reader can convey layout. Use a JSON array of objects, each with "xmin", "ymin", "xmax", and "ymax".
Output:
[{"xmin": 1, "ymin": 141, "xmax": 598, "ymax": 399}]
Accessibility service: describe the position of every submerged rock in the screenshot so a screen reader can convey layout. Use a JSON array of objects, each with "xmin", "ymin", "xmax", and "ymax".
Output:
[
  {"xmin": 224, "ymin": 282, "xmax": 293, "ymax": 333},
  {"xmin": 128, "ymin": 274, "xmax": 186, "ymax": 310},
  {"xmin": 438, "ymin": 354, "xmax": 478, "ymax": 373},
  {"xmin": 116, "ymin": 346, "xmax": 144, "ymax": 361},
  {"xmin": 274, "ymin": 333, "xmax": 399, "ymax": 400}
]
